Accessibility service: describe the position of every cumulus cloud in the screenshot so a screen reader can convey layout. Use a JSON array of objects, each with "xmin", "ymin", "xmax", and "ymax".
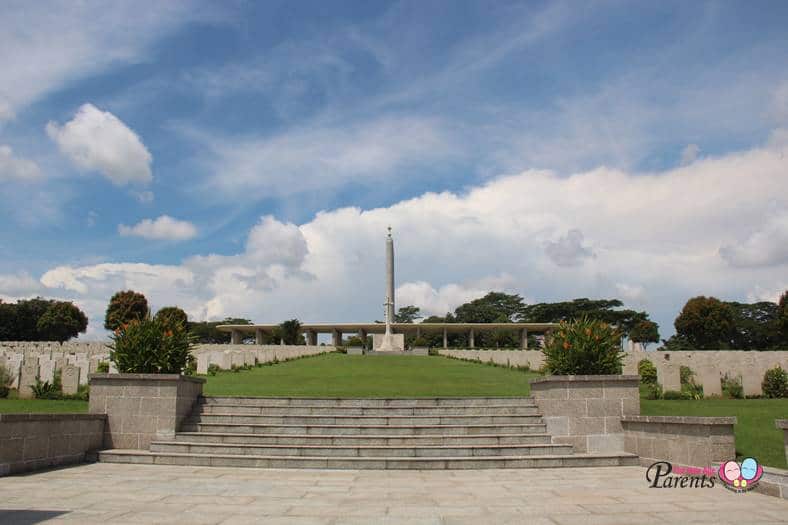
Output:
[
  {"xmin": 118, "ymin": 216, "xmax": 197, "ymax": 241},
  {"xmin": 0, "ymin": 100, "xmax": 13, "ymax": 121},
  {"xmin": 17, "ymin": 135, "xmax": 788, "ymax": 339},
  {"xmin": 544, "ymin": 230, "xmax": 595, "ymax": 267},
  {"xmin": 47, "ymin": 104, "xmax": 153, "ymax": 186},
  {"xmin": 0, "ymin": 145, "xmax": 42, "ymax": 182},
  {"xmin": 0, "ymin": 272, "xmax": 43, "ymax": 297},
  {"xmin": 719, "ymin": 214, "xmax": 788, "ymax": 268}
]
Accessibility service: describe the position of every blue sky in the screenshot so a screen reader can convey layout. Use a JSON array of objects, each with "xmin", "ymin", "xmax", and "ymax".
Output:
[{"xmin": 1, "ymin": 1, "xmax": 787, "ymax": 340}]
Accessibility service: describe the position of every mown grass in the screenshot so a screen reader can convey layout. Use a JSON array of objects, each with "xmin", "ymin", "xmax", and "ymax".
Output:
[
  {"xmin": 0, "ymin": 399, "xmax": 88, "ymax": 414},
  {"xmin": 641, "ymin": 398, "xmax": 788, "ymax": 469},
  {"xmin": 203, "ymin": 353, "xmax": 539, "ymax": 398}
]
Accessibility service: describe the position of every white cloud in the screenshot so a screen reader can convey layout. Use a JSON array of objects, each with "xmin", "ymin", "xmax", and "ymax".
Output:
[
  {"xmin": 680, "ymin": 144, "xmax": 700, "ymax": 165},
  {"xmin": 18, "ymin": 135, "xmax": 788, "ymax": 339},
  {"xmin": 119, "ymin": 216, "xmax": 197, "ymax": 241},
  {"xmin": 198, "ymin": 116, "xmax": 456, "ymax": 198},
  {"xmin": 47, "ymin": 104, "xmax": 152, "ymax": 186},
  {"xmin": 719, "ymin": 213, "xmax": 788, "ymax": 267},
  {"xmin": 0, "ymin": 2, "xmax": 224, "ymax": 120},
  {"xmin": 0, "ymin": 272, "xmax": 43, "ymax": 297},
  {"xmin": 775, "ymin": 83, "xmax": 788, "ymax": 123},
  {"xmin": 544, "ymin": 229, "xmax": 595, "ymax": 267},
  {"xmin": 132, "ymin": 190, "xmax": 155, "ymax": 204},
  {"xmin": 0, "ymin": 145, "xmax": 42, "ymax": 182}
]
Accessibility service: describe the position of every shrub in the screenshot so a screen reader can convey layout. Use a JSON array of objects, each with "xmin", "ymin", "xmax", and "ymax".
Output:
[
  {"xmin": 207, "ymin": 364, "xmax": 221, "ymax": 376},
  {"xmin": 762, "ymin": 366, "xmax": 788, "ymax": 399},
  {"xmin": 110, "ymin": 318, "xmax": 194, "ymax": 374},
  {"xmin": 679, "ymin": 365, "xmax": 704, "ymax": 400},
  {"xmin": 96, "ymin": 361, "xmax": 110, "ymax": 373},
  {"xmin": 542, "ymin": 317, "xmax": 623, "ymax": 375},
  {"xmin": 32, "ymin": 371, "xmax": 63, "ymax": 400},
  {"xmin": 721, "ymin": 373, "xmax": 744, "ymax": 399},
  {"xmin": 0, "ymin": 363, "xmax": 12, "ymax": 398},
  {"xmin": 638, "ymin": 359, "xmax": 658, "ymax": 384},
  {"xmin": 411, "ymin": 336, "xmax": 428, "ymax": 348},
  {"xmin": 662, "ymin": 390, "xmax": 687, "ymax": 400},
  {"xmin": 640, "ymin": 381, "xmax": 663, "ymax": 400}
]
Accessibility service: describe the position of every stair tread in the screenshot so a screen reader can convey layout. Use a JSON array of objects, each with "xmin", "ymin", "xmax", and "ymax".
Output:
[
  {"xmin": 187, "ymin": 422, "xmax": 546, "ymax": 428},
  {"xmin": 194, "ymin": 414, "xmax": 541, "ymax": 418},
  {"xmin": 200, "ymin": 404, "xmax": 536, "ymax": 408},
  {"xmin": 175, "ymin": 432, "xmax": 551, "ymax": 439},
  {"xmin": 153, "ymin": 441, "xmax": 566, "ymax": 450},
  {"xmin": 101, "ymin": 449, "xmax": 636, "ymax": 460}
]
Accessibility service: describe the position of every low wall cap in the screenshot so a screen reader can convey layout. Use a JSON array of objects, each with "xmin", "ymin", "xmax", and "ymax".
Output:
[
  {"xmin": 530, "ymin": 374, "xmax": 640, "ymax": 384},
  {"xmin": 89, "ymin": 373, "xmax": 206, "ymax": 384},
  {"xmin": 0, "ymin": 413, "xmax": 107, "ymax": 422},
  {"xmin": 622, "ymin": 415, "xmax": 737, "ymax": 425}
]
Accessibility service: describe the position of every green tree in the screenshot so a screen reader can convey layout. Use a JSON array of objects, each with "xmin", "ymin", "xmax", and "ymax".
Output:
[
  {"xmin": 521, "ymin": 298, "xmax": 649, "ymax": 336},
  {"xmin": 104, "ymin": 290, "xmax": 149, "ymax": 332},
  {"xmin": 155, "ymin": 306, "xmax": 188, "ymax": 331},
  {"xmin": 188, "ymin": 318, "xmax": 251, "ymax": 343},
  {"xmin": 0, "ymin": 301, "xmax": 19, "ymax": 340},
  {"xmin": 674, "ymin": 296, "xmax": 736, "ymax": 350},
  {"xmin": 278, "ymin": 319, "xmax": 302, "ymax": 345},
  {"xmin": 14, "ymin": 298, "xmax": 54, "ymax": 340},
  {"xmin": 395, "ymin": 305, "xmax": 422, "ymax": 323},
  {"xmin": 629, "ymin": 320, "xmax": 660, "ymax": 349},
  {"xmin": 454, "ymin": 292, "xmax": 525, "ymax": 323},
  {"xmin": 36, "ymin": 301, "xmax": 88, "ymax": 343},
  {"xmin": 727, "ymin": 301, "xmax": 780, "ymax": 350},
  {"xmin": 778, "ymin": 291, "xmax": 788, "ymax": 346}
]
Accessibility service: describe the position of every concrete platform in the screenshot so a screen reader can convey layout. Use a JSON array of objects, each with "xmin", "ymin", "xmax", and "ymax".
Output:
[{"xmin": 1, "ymin": 463, "xmax": 786, "ymax": 524}]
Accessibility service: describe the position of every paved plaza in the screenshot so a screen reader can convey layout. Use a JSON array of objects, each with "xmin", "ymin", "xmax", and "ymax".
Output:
[{"xmin": 1, "ymin": 464, "xmax": 786, "ymax": 524}]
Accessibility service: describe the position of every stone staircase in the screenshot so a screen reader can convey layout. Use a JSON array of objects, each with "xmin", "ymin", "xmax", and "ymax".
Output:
[{"xmin": 98, "ymin": 396, "xmax": 638, "ymax": 469}]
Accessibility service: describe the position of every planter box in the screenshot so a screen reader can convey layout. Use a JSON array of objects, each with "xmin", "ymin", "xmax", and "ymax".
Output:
[
  {"xmin": 89, "ymin": 373, "xmax": 205, "ymax": 450},
  {"xmin": 529, "ymin": 375, "xmax": 640, "ymax": 453}
]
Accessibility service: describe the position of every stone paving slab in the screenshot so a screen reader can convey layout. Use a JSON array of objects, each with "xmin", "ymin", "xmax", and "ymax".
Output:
[{"xmin": 0, "ymin": 464, "xmax": 786, "ymax": 524}]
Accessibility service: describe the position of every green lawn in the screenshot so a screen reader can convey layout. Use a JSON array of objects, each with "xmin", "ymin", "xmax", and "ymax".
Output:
[
  {"xmin": 0, "ymin": 399, "xmax": 88, "ymax": 414},
  {"xmin": 642, "ymin": 398, "xmax": 788, "ymax": 469},
  {"xmin": 203, "ymin": 353, "xmax": 538, "ymax": 398}
]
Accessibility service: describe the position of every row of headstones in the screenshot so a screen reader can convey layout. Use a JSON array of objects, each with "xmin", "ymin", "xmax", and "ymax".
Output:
[
  {"xmin": 193, "ymin": 344, "xmax": 335, "ymax": 374},
  {"xmin": 437, "ymin": 349, "xmax": 546, "ymax": 369},
  {"xmin": 0, "ymin": 352, "xmax": 116, "ymax": 398},
  {"xmin": 0, "ymin": 341, "xmax": 110, "ymax": 356}
]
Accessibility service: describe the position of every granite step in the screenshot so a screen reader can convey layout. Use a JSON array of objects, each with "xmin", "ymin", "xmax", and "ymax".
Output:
[
  {"xmin": 173, "ymin": 432, "xmax": 554, "ymax": 446},
  {"xmin": 197, "ymin": 404, "xmax": 540, "ymax": 416},
  {"xmin": 188, "ymin": 414, "xmax": 544, "ymax": 426},
  {"xmin": 199, "ymin": 397, "xmax": 535, "ymax": 408},
  {"xmin": 179, "ymin": 422, "xmax": 548, "ymax": 436},
  {"xmin": 99, "ymin": 449, "xmax": 640, "ymax": 469},
  {"xmin": 149, "ymin": 441, "xmax": 573, "ymax": 458}
]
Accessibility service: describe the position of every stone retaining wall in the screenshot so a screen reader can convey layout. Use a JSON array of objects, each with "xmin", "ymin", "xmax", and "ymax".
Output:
[
  {"xmin": 621, "ymin": 415, "xmax": 736, "ymax": 468},
  {"xmin": 529, "ymin": 375, "xmax": 639, "ymax": 453},
  {"xmin": 89, "ymin": 374, "xmax": 204, "ymax": 450},
  {"xmin": 0, "ymin": 413, "xmax": 106, "ymax": 476}
]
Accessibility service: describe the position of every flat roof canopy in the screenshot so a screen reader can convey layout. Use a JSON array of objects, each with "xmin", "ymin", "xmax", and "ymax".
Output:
[{"xmin": 217, "ymin": 322, "xmax": 558, "ymax": 334}]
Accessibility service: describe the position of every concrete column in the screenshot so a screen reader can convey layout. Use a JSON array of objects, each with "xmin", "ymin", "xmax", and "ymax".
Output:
[
  {"xmin": 358, "ymin": 329, "xmax": 367, "ymax": 348},
  {"xmin": 306, "ymin": 330, "xmax": 317, "ymax": 346},
  {"xmin": 279, "ymin": 338, "xmax": 285, "ymax": 346},
  {"xmin": 416, "ymin": 327, "xmax": 421, "ymax": 338},
  {"xmin": 469, "ymin": 329, "xmax": 475, "ymax": 349},
  {"xmin": 520, "ymin": 329, "xmax": 528, "ymax": 350},
  {"xmin": 443, "ymin": 328, "xmax": 448, "ymax": 349},
  {"xmin": 230, "ymin": 330, "xmax": 242, "ymax": 345},
  {"xmin": 255, "ymin": 329, "xmax": 264, "ymax": 345},
  {"xmin": 332, "ymin": 330, "xmax": 342, "ymax": 347}
]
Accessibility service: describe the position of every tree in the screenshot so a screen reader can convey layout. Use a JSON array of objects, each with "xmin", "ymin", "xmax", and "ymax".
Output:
[
  {"xmin": 521, "ymin": 298, "xmax": 649, "ymax": 336},
  {"xmin": 629, "ymin": 320, "xmax": 660, "ymax": 349},
  {"xmin": 728, "ymin": 301, "xmax": 780, "ymax": 350},
  {"xmin": 155, "ymin": 307, "xmax": 188, "ymax": 331},
  {"xmin": 188, "ymin": 318, "xmax": 251, "ymax": 343},
  {"xmin": 14, "ymin": 298, "xmax": 54, "ymax": 340},
  {"xmin": 36, "ymin": 301, "xmax": 88, "ymax": 343},
  {"xmin": 454, "ymin": 292, "xmax": 526, "ymax": 323},
  {"xmin": 278, "ymin": 319, "xmax": 302, "ymax": 345},
  {"xmin": 395, "ymin": 305, "xmax": 422, "ymax": 323},
  {"xmin": 674, "ymin": 296, "xmax": 736, "ymax": 350},
  {"xmin": 779, "ymin": 291, "xmax": 788, "ymax": 346},
  {"xmin": 0, "ymin": 301, "xmax": 19, "ymax": 341},
  {"xmin": 104, "ymin": 290, "xmax": 149, "ymax": 331}
]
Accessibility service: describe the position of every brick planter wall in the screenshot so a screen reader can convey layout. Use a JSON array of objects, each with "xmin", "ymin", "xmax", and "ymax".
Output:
[
  {"xmin": 621, "ymin": 415, "xmax": 736, "ymax": 468},
  {"xmin": 89, "ymin": 374, "xmax": 205, "ymax": 450},
  {"xmin": 529, "ymin": 375, "xmax": 639, "ymax": 453},
  {"xmin": 0, "ymin": 413, "xmax": 106, "ymax": 476}
]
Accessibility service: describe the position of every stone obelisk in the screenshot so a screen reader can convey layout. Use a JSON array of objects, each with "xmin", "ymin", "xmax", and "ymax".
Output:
[{"xmin": 385, "ymin": 226, "xmax": 395, "ymax": 324}]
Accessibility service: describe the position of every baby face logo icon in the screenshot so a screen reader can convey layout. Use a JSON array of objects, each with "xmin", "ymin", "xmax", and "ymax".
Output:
[{"xmin": 718, "ymin": 458, "xmax": 763, "ymax": 493}]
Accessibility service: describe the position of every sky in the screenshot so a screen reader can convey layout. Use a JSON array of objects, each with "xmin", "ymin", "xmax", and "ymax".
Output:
[{"xmin": 1, "ymin": 0, "xmax": 787, "ymax": 341}]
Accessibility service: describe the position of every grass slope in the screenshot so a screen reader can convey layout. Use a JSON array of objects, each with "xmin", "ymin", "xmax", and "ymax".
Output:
[
  {"xmin": 203, "ymin": 353, "xmax": 538, "ymax": 398},
  {"xmin": 642, "ymin": 398, "xmax": 788, "ymax": 469}
]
